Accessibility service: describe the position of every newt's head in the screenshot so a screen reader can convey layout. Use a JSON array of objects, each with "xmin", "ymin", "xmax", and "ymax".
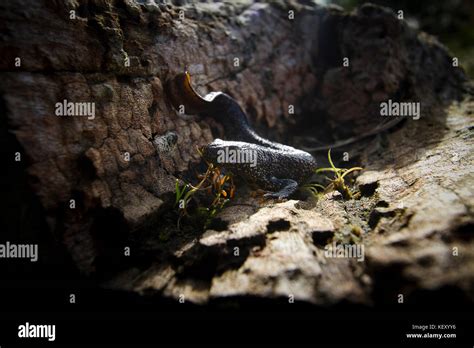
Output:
[
  {"xmin": 168, "ymin": 72, "xmax": 249, "ymax": 129},
  {"xmin": 167, "ymin": 71, "xmax": 219, "ymax": 114}
]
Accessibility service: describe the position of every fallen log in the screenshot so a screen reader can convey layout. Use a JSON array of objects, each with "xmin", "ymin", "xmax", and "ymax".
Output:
[{"xmin": 0, "ymin": 0, "xmax": 472, "ymax": 306}]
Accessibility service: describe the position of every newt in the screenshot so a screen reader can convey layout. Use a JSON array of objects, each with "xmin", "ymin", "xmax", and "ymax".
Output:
[{"xmin": 167, "ymin": 72, "xmax": 317, "ymax": 199}]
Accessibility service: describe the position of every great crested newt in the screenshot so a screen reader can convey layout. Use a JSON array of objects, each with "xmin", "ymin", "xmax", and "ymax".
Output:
[{"xmin": 167, "ymin": 72, "xmax": 317, "ymax": 199}]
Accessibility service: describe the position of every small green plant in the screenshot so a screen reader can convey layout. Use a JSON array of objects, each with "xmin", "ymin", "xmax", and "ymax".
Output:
[
  {"xmin": 302, "ymin": 183, "xmax": 326, "ymax": 199},
  {"xmin": 174, "ymin": 161, "xmax": 235, "ymax": 229},
  {"xmin": 305, "ymin": 149, "xmax": 363, "ymax": 200}
]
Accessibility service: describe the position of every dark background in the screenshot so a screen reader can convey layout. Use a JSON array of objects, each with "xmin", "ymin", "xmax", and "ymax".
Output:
[{"xmin": 329, "ymin": 0, "xmax": 474, "ymax": 77}]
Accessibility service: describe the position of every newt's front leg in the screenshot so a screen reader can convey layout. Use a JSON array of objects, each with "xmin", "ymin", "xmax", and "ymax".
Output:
[{"xmin": 263, "ymin": 177, "xmax": 299, "ymax": 200}]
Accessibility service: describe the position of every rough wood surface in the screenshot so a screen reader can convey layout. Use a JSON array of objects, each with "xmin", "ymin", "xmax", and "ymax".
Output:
[{"xmin": 1, "ymin": 0, "xmax": 473, "ymax": 305}]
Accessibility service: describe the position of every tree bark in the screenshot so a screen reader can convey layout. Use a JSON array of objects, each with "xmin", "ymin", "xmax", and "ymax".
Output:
[{"xmin": 1, "ymin": 0, "xmax": 472, "ymax": 305}]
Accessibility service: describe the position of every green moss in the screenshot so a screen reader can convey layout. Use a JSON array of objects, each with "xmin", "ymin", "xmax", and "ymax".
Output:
[
  {"xmin": 174, "ymin": 159, "xmax": 235, "ymax": 231},
  {"xmin": 304, "ymin": 149, "xmax": 363, "ymax": 200}
]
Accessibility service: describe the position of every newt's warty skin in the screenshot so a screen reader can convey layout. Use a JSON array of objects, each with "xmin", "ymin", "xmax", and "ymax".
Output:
[{"xmin": 169, "ymin": 73, "xmax": 317, "ymax": 198}]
